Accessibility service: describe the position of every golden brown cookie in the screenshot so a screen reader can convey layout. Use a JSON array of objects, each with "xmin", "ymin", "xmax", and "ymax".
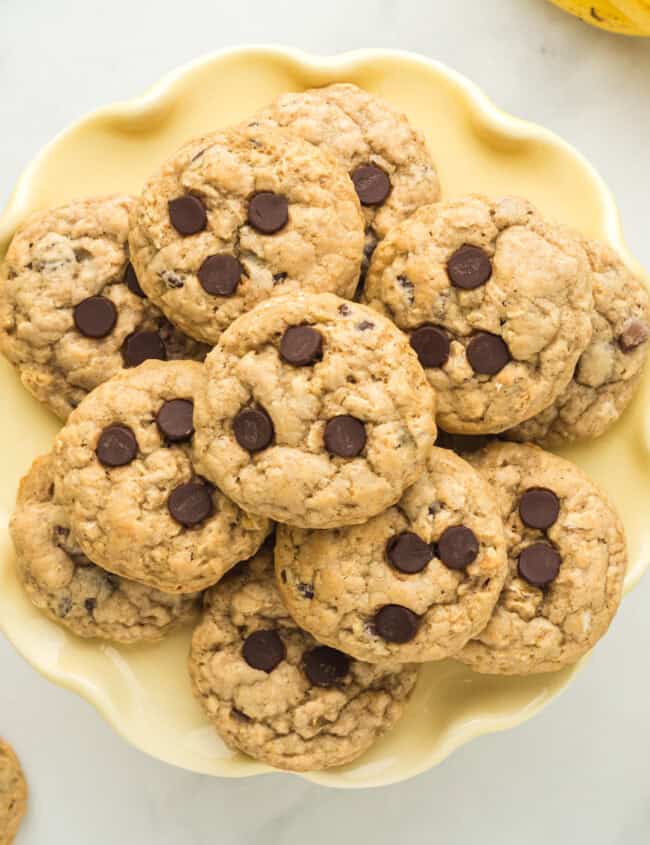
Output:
[
  {"xmin": 0, "ymin": 195, "xmax": 207, "ymax": 419},
  {"xmin": 193, "ymin": 293, "xmax": 436, "ymax": 528},
  {"xmin": 52, "ymin": 360, "xmax": 270, "ymax": 592},
  {"xmin": 275, "ymin": 447, "xmax": 507, "ymax": 662},
  {"xmin": 363, "ymin": 195, "xmax": 593, "ymax": 434},
  {"xmin": 129, "ymin": 125, "xmax": 365, "ymax": 344},
  {"xmin": 189, "ymin": 545, "xmax": 418, "ymax": 772},
  {"xmin": 0, "ymin": 740, "xmax": 27, "ymax": 845},
  {"xmin": 457, "ymin": 442, "xmax": 627, "ymax": 674},
  {"xmin": 508, "ymin": 239, "xmax": 650, "ymax": 445},
  {"xmin": 10, "ymin": 453, "xmax": 201, "ymax": 642}
]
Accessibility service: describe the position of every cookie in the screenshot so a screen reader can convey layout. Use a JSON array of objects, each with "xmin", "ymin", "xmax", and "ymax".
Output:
[
  {"xmin": 363, "ymin": 195, "xmax": 594, "ymax": 434},
  {"xmin": 456, "ymin": 442, "xmax": 627, "ymax": 674},
  {"xmin": 0, "ymin": 195, "xmax": 208, "ymax": 420},
  {"xmin": 508, "ymin": 239, "xmax": 650, "ymax": 445},
  {"xmin": 189, "ymin": 545, "xmax": 418, "ymax": 772},
  {"xmin": 252, "ymin": 82, "xmax": 440, "ymax": 271},
  {"xmin": 10, "ymin": 454, "xmax": 201, "ymax": 642},
  {"xmin": 0, "ymin": 740, "xmax": 27, "ymax": 845},
  {"xmin": 52, "ymin": 360, "xmax": 270, "ymax": 592},
  {"xmin": 128, "ymin": 125, "xmax": 365, "ymax": 345},
  {"xmin": 193, "ymin": 292, "xmax": 436, "ymax": 528},
  {"xmin": 275, "ymin": 447, "xmax": 507, "ymax": 663}
]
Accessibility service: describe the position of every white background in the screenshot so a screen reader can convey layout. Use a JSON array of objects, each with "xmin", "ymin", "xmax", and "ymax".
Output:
[{"xmin": 2, "ymin": 1, "xmax": 650, "ymax": 842}]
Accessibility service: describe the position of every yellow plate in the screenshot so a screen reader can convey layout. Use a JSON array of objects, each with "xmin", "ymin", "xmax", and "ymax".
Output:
[{"xmin": 0, "ymin": 46, "xmax": 648, "ymax": 789}]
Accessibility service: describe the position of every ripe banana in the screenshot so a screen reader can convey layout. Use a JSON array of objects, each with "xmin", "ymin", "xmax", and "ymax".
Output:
[{"xmin": 547, "ymin": 0, "xmax": 650, "ymax": 34}]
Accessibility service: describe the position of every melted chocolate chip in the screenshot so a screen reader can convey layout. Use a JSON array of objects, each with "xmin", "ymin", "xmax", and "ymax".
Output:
[
  {"xmin": 168, "ymin": 195, "xmax": 207, "ymax": 235},
  {"xmin": 466, "ymin": 333, "xmax": 510, "ymax": 375},
  {"xmin": 351, "ymin": 165, "xmax": 391, "ymax": 206},
  {"xmin": 96, "ymin": 424, "xmax": 138, "ymax": 467},
  {"xmin": 198, "ymin": 254, "xmax": 243, "ymax": 296},
  {"xmin": 374, "ymin": 605, "xmax": 419, "ymax": 643},
  {"xmin": 303, "ymin": 646, "xmax": 350, "ymax": 687},
  {"xmin": 447, "ymin": 245, "xmax": 493, "ymax": 290},
  {"xmin": 156, "ymin": 399, "xmax": 194, "ymax": 442},
  {"xmin": 386, "ymin": 532, "xmax": 433, "ymax": 574},
  {"xmin": 242, "ymin": 630, "xmax": 286, "ymax": 672},
  {"xmin": 73, "ymin": 296, "xmax": 117, "ymax": 338},
  {"xmin": 324, "ymin": 415, "xmax": 366, "ymax": 458},
  {"xmin": 247, "ymin": 192, "xmax": 288, "ymax": 234},
  {"xmin": 437, "ymin": 525, "xmax": 479, "ymax": 570},
  {"xmin": 233, "ymin": 407, "xmax": 274, "ymax": 452},
  {"xmin": 519, "ymin": 488, "xmax": 560, "ymax": 530},
  {"xmin": 167, "ymin": 481, "xmax": 213, "ymax": 527},
  {"xmin": 410, "ymin": 325, "xmax": 450, "ymax": 368},
  {"xmin": 280, "ymin": 325, "xmax": 323, "ymax": 366},
  {"xmin": 518, "ymin": 542, "xmax": 562, "ymax": 587},
  {"xmin": 122, "ymin": 331, "xmax": 166, "ymax": 367}
]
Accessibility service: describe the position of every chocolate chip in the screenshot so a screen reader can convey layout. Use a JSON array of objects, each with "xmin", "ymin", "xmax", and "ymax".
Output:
[
  {"xmin": 96, "ymin": 424, "xmax": 138, "ymax": 467},
  {"xmin": 303, "ymin": 646, "xmax": 350, "ymax": 687},
  {"xmin": 233, "ymin": 407, "xmax": 274, "ymax": 452},
  {"xmin": 156, "ymin": 399, "xmax": 194, "ymax": 442},
  {"xmin": 618, "ymin": 318, "xmax": 649, "ymax": 352},
  {"xmin": 84, "ymin": 597, "xmax": 96, "ymax": 613},
  {"xmin": 122, "ymin": 330, "xmax": 166, "ymax": 367},
  {"xmin": 297, "ymin": 582, "xmax": 314, "ymax": 599},
  {"xmin": 280, "ymin": 325, "xmax": 323, "ymax": 366},
  {"xmin": 351, "ymin": 165, "xmax": 391, "ymax": 206},
  {"xmin": 168, "ymin": 195, "xmax": 207, "ymax": 235},
  {"xmin": 410, "ymin": 325, "xmax": 450, "ymax": 368},
  {"xmin": 374, "ymin": 605, "xmax": 419, "ymax": 643},
  {"xmin": 518, "ymin": 542, "xmax": 561, "ymax": 587},
  {"xmin": 519, "ymin": 487, "xmax": 560, "ymax": 530},
  {"xmin": 397, "ymin": 274, "xmax": 415, "ymax": 305},
  {"xmin": 73, "ymin": 296, "xmax": 117, "ymax": 339},
  {"xmin": 167, "ymin": 481, "xmax": 213, "ymax": 527},
  {"xmin": 124, "ymin": 262, "xmax": 146, "ymax": 297},
  {"xmin": 57, "ymin": 596, "xmax": 72, "ymax": 618},
  {"xmin": 242, "ymin": 630, "xmax": 286, "ymax": 672},
  {"xmin": 338, "ymin": 303, "xmax": 351, "ymax": 316},
  {"xmin": 357, "ymin": 320, "xmax": 374, "ymax": 331},
  {"xmin": 466, "ymin": 332, "xmax": 510, "ymax": 375},
  {"xmin": 324, "ymin": 415, "xmax": 366, "ymax": 457},
  {"xmin": 447, "ymin": 245, "xmax": 493, "ymax": 290},
  {"xmin": 198, "ymin": 254, "xmax": 243, "ymax": 296},
  {"xmin": 247, "ymin": 192, "xmax": 288, "ymax": 234},
  {"xmin": 437, "ymin": 525, "xmax": 479, "ymax": 570},
  {"xmin": 386, "ymin": 531, "xmax": 433, "ymax": 574}
]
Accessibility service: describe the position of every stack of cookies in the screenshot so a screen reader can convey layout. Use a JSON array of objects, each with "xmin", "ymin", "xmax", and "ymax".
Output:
[{"xmin": 3, "ymin": 83, "xmax": 648, "ymax": 774}]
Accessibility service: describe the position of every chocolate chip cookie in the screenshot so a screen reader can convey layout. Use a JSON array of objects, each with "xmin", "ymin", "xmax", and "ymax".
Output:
[
  {"xmin": 275, "ymin": 447, "xmax": 507, "ymax": 663},
  {"xmin": 252, "ymin": 83, "xmax": 440, "ymax": 272},
  {"xmin": 508, "ymin": 239, "xmax": 650, "ymax": 445},
  {"xmin": 10, "ymin": 453, "xmax": 201, "ymax": 641},
  {"xmin": 193, "ymin": 292, "xmax": 436, "ymax": 528},
  {"xmin": 0, "ymin": 195, "xmax": 207, "ymax": 420},
  {"xmin": 52, "ymin": 360, "xmax": 270, "ymax": 592},
  {"xmin": 189, "ymin": 544, "xmax": 418, "ymax": 772},
  {"xmin": 363, "ymin": 195, "xmax": 594, "ymax": 434},
  {"xmin": 128, "ymin": 125, "xmax": 365, "ymax": 345},
  {"xmin": 456, "ymin": 442, "xmax": 627, "ymax": 674},
  {"xmin": 0, "ymin": 740, "xmax": 26, "ymax": 845}
]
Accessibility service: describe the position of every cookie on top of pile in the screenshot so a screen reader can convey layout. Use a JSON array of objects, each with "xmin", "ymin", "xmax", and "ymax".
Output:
[{"xmin": 3, "ymin": 82, "xmax": 647, "ymax": 774}]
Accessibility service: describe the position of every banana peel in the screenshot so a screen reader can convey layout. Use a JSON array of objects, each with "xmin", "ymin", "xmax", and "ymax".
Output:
[{"xmin": 547, "ymin": 0, "xmax": 650, "ymax": 34}]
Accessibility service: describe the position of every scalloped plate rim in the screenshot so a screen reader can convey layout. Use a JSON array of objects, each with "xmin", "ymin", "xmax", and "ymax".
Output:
[{"xmin": 0, "ymin": 44, "xmax": 646, "ymax": 788}]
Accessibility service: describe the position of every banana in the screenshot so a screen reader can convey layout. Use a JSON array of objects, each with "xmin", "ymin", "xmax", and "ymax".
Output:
[
  {"xmin": 613, "ymin": 0, "xmax": 650, "ymax": 29},
  {"xmin": 547, "ymin": 0, "xmax": 650, "ymax": 34}
]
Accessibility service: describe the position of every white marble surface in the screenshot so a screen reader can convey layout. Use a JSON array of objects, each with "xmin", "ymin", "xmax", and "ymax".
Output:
[{"xmin": 1, "ymin": 0, "xmax": 650, "ymax": 842}]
